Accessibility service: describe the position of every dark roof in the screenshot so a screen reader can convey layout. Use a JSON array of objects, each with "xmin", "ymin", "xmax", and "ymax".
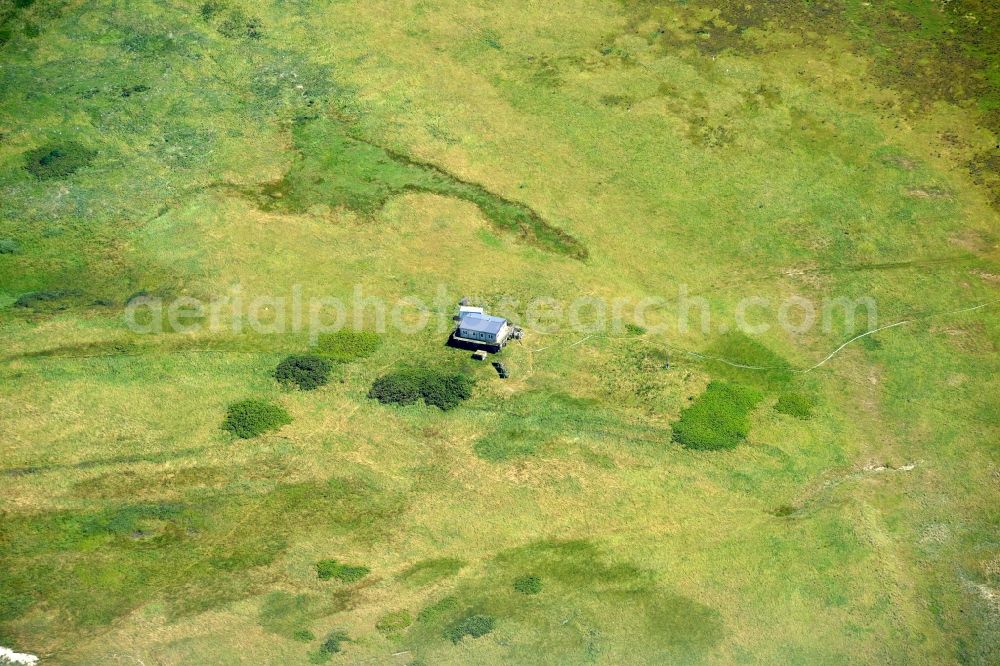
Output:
[{"xmin": 458, "ymin": 312, "xmax": 507, "ymax": 335}]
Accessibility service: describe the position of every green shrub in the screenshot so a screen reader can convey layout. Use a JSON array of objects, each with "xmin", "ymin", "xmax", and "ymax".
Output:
[
  {"xmin": 368, "ymin": 369, "xmax": 472, "ymax": 411},
  {"xmin": 292, "ymin": 628, "xmax": 315, "ymax": 642},
  {"xmin": 375, "ymin": 609, "xmax": 412, "ymax": 633},
  {"xmin": 274, "ymin": 354, "xmax": 332, "ymax": 390},
  {"xmin": 319, "ymin": 629, "xmax": 350, "ymax": 654},
  {"xmin": 24, "ymin": 142, "xmax": 97, "ymax": 180},
  {"xmin": 774, "ymin": 391, "xmax": 815, "ymax": 419},
  {"xmin": 513, "ymin": 574, "xmax": 542, "ymax": 595},
  {"xmin": 0, "ymin": 239, "xmax": 21, "ymax": 255},
  {"xmin": 314, "ymin": 329, "xmax": 381, "ymax": 361},
  {"xmin": 222, "ymin": 399, "xmax": 291, "ymax": 439},
  {"xmin": 200, "ymin": 0, "xmax": 227, "ymax": 21},
  {"xmin": 315, "ymin": 560, "xmax": 369, "ymax": 583},
  {"xmin": 672, "ymin": 381, "xmax": 762, "ymax": 451},
  {"xmin": 444, "ymin": 614, "xmax": 495, "ymax": 643}
]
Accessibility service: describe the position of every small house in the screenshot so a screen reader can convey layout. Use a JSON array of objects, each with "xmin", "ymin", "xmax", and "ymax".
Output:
[{"xmin": 455, "ymin": 312, "xmax": 512, "ymax": 347}]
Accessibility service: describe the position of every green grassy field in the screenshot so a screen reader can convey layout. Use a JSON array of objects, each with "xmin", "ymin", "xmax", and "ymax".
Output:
[{"xmin": 1, "ymin": 0, "xmax": 998, "ymax": 663}]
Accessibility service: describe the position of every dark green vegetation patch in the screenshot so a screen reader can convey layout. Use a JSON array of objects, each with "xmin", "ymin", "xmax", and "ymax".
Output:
[
  {"xmin": 0, "ymin": 238, "xmax": 19, "ymax": 254},
  {"xmin": 774, "ymin": 391, "xmax": 816, "ymax": 419},
  {"xmin": 312, "ymin": 629, "xmax": 350, "ymax": 661},
  {"xmin": 369, "ymin": 368, "xmax": 473, "ymax": 410},
  {"xmin": 513, "ymin": 574, "xmax": 542, "ymax": 595},
  {"xmin": 274, "ymin": 354, "xmax": 333, "ymax": 391},
  {"xmin": 672, "ymin": 381, "xmax": 762, "ymax": 451},
  {"xmin": 222, "ymin": 399, "xmax": 291, "ymax": 438},
  {"xmin": 254, "ymin": 119, "xmax": 587, "ymax": 259},
  {"xmin": 314, "ymin": 329, "xmax": 381, "ymax": 361},
  {"xmin": 23, "ymin": 142, "xmax": 96, "ymax": 180},
  {"xmin": 444, "ymin": 613, "xmax": 495, "ymax": 643},
  {"xmin": 315, "ymin": 560, "xmax": 369, "ymax": 583}
]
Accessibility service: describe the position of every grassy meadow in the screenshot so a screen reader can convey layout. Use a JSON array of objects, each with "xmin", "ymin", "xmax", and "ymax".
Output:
[{"xmin": 1, "ymin": 0, "xmax": 998, "ymax": 663}]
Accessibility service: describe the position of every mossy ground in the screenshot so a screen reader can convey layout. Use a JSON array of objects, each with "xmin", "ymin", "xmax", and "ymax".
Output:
[{"xmin": 0, "ymin": 0, "xmax": 997, "ymax": 663}]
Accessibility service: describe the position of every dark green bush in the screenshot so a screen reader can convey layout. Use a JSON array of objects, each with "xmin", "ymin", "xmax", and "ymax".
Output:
[
  {"xmin": 319, "ymin": 629, "xmax": 350, "ymax": 654},
  {"xmin": 24, "ymin": 142, "xmax": 96, "ymax": 180},
  {"xmin": 0, "ymin": 239, "xmax": 20, "ymax": 254},
  {"xmin": 274, "ymin": 354, "xmax": 332, "ymax": 391},
  {"xmin": 222, "ymin": 399, "xmax": 291, "ymax": 439},
  {"xmin": 513, "ymin": 574, "xmax": 542, "ymax": 595},
  {"xmin": 314, "ymin": 329, "xmax": 381, "ymax": 361},
  {"xmin": 444, "ymin": 613, "xmax": 495, "ymax": 643},
  {"xmin": 200, "ymin": 0, "xmax": 227, "ymax": 21},
  {"xmin": 671, "ymin": 381, "xmax": 762, "ymax": 451},
  {"xmin": 315, "ymin": 560, "xmax": 369, "ymax": 583},
  {"xmin": 375, "ymin": 609, "xmax": 412, "ymax": 633},
  {"xmin": 774, "ymin": 391, "xmax": 815, "ymax": 419},
  {"xmin": 369, "ymin": 369, "xmax": 472, "ymax": 411}
]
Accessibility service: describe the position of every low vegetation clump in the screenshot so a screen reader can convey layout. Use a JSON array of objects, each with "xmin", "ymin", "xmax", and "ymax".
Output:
[
  {"xmin": 417, "ymin": 595, "xmax": 459, "ymax": 623},
  {"xmin": 513, "ymin": 574, "xmax": 542, "ymax": 595},
  {"xmin": 319, "ymin": 629, "xmax": 350, "ymax": 654},
  {"xmin": 375, "ymin": 610, "xmax": 412, "ymax": 634},
  {"xmin": 774, "ymin": 391, "xmax": 815, "ymax": 419},
  {"xmin": 368, "ymin": 369, "xmax": 473, "ymax": 410},
  {"xmin": 274, "ymin": 354, "xmax": 332, "ymax": 390},
  {"xmin": 13, "ymin": 289, "xmax": 81, "ymax": 309},
  {"xmin": 444, "ymin": 613, "xmax": 495, "ymax": 643},
  {"xmin": 672, "ymin": 381, "xmax": 762, "ymax": 450},
  {"xmin": 24, "ymin": 142, "xmax": 96, "ymax": 179},
  {"xmin": 0, "ymin": 238, "xmax": 20, "ymax": 254},
  {"xmin": 314, "ymin": 329, "xmax": 381, "ymax": 361},
  {"xmin": 222, "ymin": 399, "xmax": 291, "ymax": 439},
  {"xmin": 315, "ymin": 560, "xmax": 369, "ymax": 583}
]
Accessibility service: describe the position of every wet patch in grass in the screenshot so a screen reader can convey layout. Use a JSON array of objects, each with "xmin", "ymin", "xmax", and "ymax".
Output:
[
  {"xmin": 313, "ymin": 329, "xmax": 381, "ymax": 362},
  {"xmin": 259, "ymin": 591, "xmax": 351, "ymax": 641},
  {"xmin": 408, "ymin": 539, "xmax": 723, "ymax": 661},
  {"xmin": 473, "ymin": 392, "xmax": 640, "ymax": 462},
  {"xmin": 0, "ymin": 472, "xmax": 404, "ymax": 635},
  {"xmin": 399, "ymin": 557, "xmax": 466, "ymax": 586},
  {"xmin": 774, "ymin": 390, "xmax": 816, "ymax": 419},
  {"xmin": 701, "ymin": 332, "xmax": 793, "ymax": 390},
  {"xmin": 251, "ymin": 119, "xmax": 587, "ymax": 259}
]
